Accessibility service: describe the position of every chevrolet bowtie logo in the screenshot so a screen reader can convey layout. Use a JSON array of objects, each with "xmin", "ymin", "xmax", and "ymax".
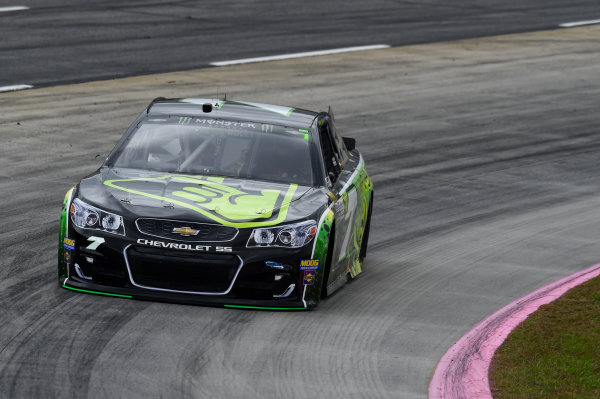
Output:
[{"xmin": 172, "ymin": 226, "xmax": 200, "ymax": 236}]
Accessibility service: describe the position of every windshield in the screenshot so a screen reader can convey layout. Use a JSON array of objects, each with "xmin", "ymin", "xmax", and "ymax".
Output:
[{"xmin": 108, "ymin": 116, "xmax": 314, "ymax": 186}]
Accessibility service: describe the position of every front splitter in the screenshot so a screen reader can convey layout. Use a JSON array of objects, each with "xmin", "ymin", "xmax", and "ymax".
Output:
[{"xmin": 62, "ymin": 278, "xmax": 309, "ymax": 310}]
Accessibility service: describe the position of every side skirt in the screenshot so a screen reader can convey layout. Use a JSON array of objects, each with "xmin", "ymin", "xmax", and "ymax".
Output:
[{"xmin": 325, "ymin": 271, "xmax": 348, "ymax": 296}]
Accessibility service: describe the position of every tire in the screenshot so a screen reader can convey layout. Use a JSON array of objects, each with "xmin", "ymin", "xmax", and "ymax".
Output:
[
  {"xmin": 320, "ymin": 227, "xmax": 335, "ymax": 299},
  {"xmin": 359, "ymin": 195, "xmax": 373, "ymax": 262}
]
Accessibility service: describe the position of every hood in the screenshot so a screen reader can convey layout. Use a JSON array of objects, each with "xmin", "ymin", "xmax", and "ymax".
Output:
[{"xmin": 77, "ymin": 168, "xmax": 320, "ymax": 228}]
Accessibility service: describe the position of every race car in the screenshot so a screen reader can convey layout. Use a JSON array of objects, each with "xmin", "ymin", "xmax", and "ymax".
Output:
[{"xmin": 58, "ymin": 98, "xmax": 373, "ymax": 309}]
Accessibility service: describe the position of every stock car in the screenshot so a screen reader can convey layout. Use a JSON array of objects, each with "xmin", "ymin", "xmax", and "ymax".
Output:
[{"xmin": 58, "ymin": 98, "xmax": 373, "ymax": 309}]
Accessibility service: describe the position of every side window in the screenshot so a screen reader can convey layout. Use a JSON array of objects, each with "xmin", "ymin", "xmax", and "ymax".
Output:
[
  {"xmin": 327, "ymin": 121, "xmax": 349, "ymax": 162},
  {"xmin": 318, "ymin": 119, "xmax": 342, "ymax": 185}
]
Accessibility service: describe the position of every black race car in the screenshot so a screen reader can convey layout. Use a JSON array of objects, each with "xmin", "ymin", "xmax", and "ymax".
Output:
[{"xmin": 59, "ymin": 98, "xmax": 373, "ymax": 309}]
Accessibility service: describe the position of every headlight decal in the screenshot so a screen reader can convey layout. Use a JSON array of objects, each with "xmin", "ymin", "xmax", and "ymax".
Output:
[
  {"xmin": 70, "ymin": 198, "xmax": 125, "ymax": 236},
  {"xmin": 247, "ymin": 220, "xmax": 317, "ymax": 248}
]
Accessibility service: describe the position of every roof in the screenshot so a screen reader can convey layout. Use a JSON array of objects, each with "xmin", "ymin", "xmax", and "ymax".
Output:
[{"xmin": 147, "ymin": 98, "xmax": 319, "ymax": 129}]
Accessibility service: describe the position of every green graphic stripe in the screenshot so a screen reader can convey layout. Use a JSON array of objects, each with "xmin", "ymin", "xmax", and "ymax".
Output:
[
  {"xmin": 232, "ymin": 101, "xmax": 295, "ymax": 117},
  {"xmin": 104, "ymin": 175, "xmax": 298, "ymax": 228},
  {"xmin": 62, "ymin": 285, "xmax": 132, "ymax": 298},
  {"xmin": 58, "ymin": 187, "xmax": 75, "ymax": 281},
  {"xmin": 224, "ymin": 304, "xmax": 306, "ymax": 310}
]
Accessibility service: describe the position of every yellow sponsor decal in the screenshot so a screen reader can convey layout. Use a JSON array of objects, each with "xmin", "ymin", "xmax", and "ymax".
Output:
[
  {"xmin": 299, "ymin": 259, "xmax": 320, "ymax": 270},
  {"xmin": 62, "ymin": 237, "xmax": 76, "ymax": 251},
  {"xmin": 303, "ymin": 271, "xmax": 316, "ymax": 285}
]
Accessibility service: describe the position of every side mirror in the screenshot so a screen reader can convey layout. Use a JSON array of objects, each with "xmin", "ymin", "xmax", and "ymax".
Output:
[
  {"xmin": 327, "ymin": 171, "xmax": 336, "ymax": 186},
  {"xmin": 342, "ymin": 137, "xmax": 356, "ymax": 151}
]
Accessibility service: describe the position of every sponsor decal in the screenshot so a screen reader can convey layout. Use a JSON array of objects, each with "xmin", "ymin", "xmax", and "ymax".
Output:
[
  {"xmin": 172, "ymin": 226, "xmax": 200, "ymax": 236},
  {"xmin": 64, "ymin": 250, "xmax": 71, "ymax": 263},
  {"xmin": 62, "ymin": 237, "xmax": 76, "ymax": 251},
  {"xmin": 86, "ymin": 236, "xmax": 105, "ymax": 251},
  {"xmin": 261, "ymin": 124, "xmax": 275, "ymax": 133},
  {"xmin": 299, "ymin": 259, "xmax": 320, "ymax": 271},
  {"xmin": 191, "ymin": 118, "xmax": 257, "ymax": 129},
  {"xmin": 136, "ymin": 239, "xmax": 232, "ymax": 252},
  {"xmin": 303, "ymin": 271, "xmax": 316, "ymax": 285}
]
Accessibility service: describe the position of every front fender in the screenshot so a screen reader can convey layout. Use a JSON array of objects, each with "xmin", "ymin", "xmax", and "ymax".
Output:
[
  {"xmin": 58, "ymin": 187, "xmax": 75, "ymax": 282},
  {"xmin": 303, "ymin": 207, "xmax": 334, "ymax": 307}
]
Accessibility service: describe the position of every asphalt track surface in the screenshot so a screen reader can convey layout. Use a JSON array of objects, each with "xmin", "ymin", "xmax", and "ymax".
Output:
[
  {"xmin": 1, "ymin": 0, "xmax": 600, "ymax": 87},
  {"xmin": 2, "ymin": 25, "xmax": 600, "ymax": 399}
]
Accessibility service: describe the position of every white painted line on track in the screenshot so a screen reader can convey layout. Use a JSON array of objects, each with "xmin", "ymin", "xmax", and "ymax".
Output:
[
  {"xmin": 0, "ymin": 84, "xmax": 34, "ymax": 93},
  {"xmin": 0, "ymin": 6, "xmax": 29, "ymax": 12},
  {"xmin": 559, "ymin": 19, "xmax": 600, "ymax": 28},
  {"xmin": 210, "ymin": 44, "xmax": 391, "ymax": 66}
]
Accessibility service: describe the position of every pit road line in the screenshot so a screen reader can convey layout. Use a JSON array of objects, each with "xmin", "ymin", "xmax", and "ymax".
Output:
[
  {"xmin": 0, "ymin": 84, "xmax": 33, "ymax": 93},
  {"xmin": 0, "ymin": 6, "xmax": 29, "ymax": 12},
  {"xmin": 210, "ymin": 45, "xmax": 390, "ymax": 66},
  {"xmin": 559, "ymin": 19, "xmax": 600, "ymax": 28}
]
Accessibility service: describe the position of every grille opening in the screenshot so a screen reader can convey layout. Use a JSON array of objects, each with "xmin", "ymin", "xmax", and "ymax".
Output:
[
  {"xmin": 126, "ymin": 246, "xmax": 240, "ymax": 293},
  {"xmin": 74, "ymin": 250, "xmax": 129, "ymax": 286},
  {"xmin": 136, "ymin": 218, "xmax": 238, "ymax": 242}
]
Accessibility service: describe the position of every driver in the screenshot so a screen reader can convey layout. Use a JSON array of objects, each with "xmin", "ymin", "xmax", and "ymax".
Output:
[{"xmin": 269, "ymin": 145, "xmax": 304, "ymax": 181}]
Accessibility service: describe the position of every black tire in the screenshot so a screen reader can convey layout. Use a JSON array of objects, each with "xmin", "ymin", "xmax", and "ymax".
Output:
[
  {"xmin": 320, "ymin": 227, "xmax": 335, "ymax": 299},
  {"xmin": 359, "ymin": 195, "xmax": 373, "ymax": 262}
]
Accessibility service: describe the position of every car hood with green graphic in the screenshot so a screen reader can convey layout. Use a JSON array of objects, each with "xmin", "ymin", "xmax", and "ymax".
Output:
[{"xmin": 76, "ymin": 168, "xmax": 324, "ymax": 228}]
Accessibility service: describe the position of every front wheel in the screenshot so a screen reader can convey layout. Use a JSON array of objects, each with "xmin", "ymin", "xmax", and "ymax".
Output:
[
  {"xmin": 320, "ymin": 229, "xmax": 335, "ymax": 299},
  {"xmin": 359, "ymin": 197, "xmax": 373, "ymax": 262}
]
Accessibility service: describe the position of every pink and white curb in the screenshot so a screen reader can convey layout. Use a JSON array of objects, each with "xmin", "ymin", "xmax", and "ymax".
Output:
[{"xmin": 429, "ymin": 263, "xmax": 600, "ymax": 399}]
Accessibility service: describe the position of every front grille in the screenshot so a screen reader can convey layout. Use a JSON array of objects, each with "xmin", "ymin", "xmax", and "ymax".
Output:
[
  {"xmin": 136, "ymin": 218, "xmax": 238, "ymax": 242},
  {"xmin": 125, "ymin": 245, "xmax": 241, "ymax": 294},
  {"xmin": 74, "ymin": 245, "xmax": 129, "ymax": 286}
]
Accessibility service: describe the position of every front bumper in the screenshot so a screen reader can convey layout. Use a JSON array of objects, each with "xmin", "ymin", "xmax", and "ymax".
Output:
[{"xmin": 60, "ymin": 228, "xmax": 321, "ymax": 309}]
